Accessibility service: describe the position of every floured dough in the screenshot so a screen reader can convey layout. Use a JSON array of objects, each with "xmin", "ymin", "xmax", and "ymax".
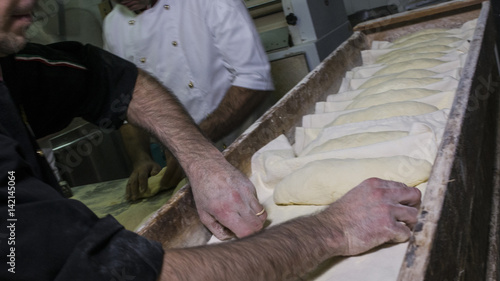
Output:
[
  {"xmin": 377, "ymin": 45, "xmax": 453, "ymax": 63},
  {"xmin": 392, "ymin": 28, "xmax": 449, "ymax": 44},
  {"xmin": 356, "ymin": 87, "xmax": 439, "ymax": 100},
  {"xmin": 374, "ymin": 59, "xmax": 446, "ymax": 76},
  {"xmin": 375, "ymin": 52, "xmax": 446, "ymax": 65},
  {"xmin": 302, "ymin": 131, "xmax": 408, "ymax": 156},
  {"xmin": 390, "ymin": 34, "xmax": 458, "ymax": 49},
  {"xmin": 273, "ymin": 156, "xmax": 432, "ymax": 205},
  {"xmin": 390, "ymin": 37, "xmax": 461, "ymax": 52},
  {"xmin": 347, "ymin": 88, "xmax": 440, "ymax": 109},
  {"xmin": 357, "ymin": 77, "xmax": 442, "ymax": 97},
  {"xmin": 358, "ymin": 69, "xmax": 438, "ymax": 89},
  {"xmin": 328, "ymin": 101, "xmax": 438, "ymax": 126}
]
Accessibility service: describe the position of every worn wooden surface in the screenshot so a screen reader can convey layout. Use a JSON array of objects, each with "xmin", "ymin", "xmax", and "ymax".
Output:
[
  {"xmin": 398, "ymin": 2, "xmax": 499, "ymax": 280},
  {"xmin": 487, "ymin": 116, "xmax": 500, "ymax": 280}
]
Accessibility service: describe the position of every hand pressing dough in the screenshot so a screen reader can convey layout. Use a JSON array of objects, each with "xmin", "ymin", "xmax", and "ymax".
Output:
[
  {"xmin": 302, "ymin": 131, "xmax": 408, "ymax": 156},
  {"xmin": 358, "ymin": 69, "xmax": 437, "ymax": 89},
  {"xmin": 328, "ymin": 101, "xmax": 439, "ymax": 126},
  {"xmin": 273, "ymin": 156, "xmax": 432, "ymax": 205},
  {"xmin": 136, "ymin": 167, "xmax": 167, "ymax": 199},
  {"xmin": 357, "ymin": 77, "xmax": 441, "ymax": 97},
  {"xmin": 347, "ymin": 88, "xmax": 440, "ymax": 109},
  {"xmin": 373, "ymin": 59, "xmax": 446, "ymax": 76}
]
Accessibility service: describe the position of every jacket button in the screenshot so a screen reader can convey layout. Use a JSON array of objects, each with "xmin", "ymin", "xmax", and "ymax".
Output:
[
  {"xmin": 172, "ymin": 41, "xmax": 178, "ymax": 46},
  {"xmin": 188, "ymin": 82, "xmax": 194, "ymax": 88},
  {"xmin": 164, "ymin": 5, "xmax": 170, "ymax": 9},
  {"xmin": 140, "ymin": 57, "xmax": 146, "ymax": 63},
  {"xmin": 129, "ymin": 20, "xmax": 135, "ymax": 25}
]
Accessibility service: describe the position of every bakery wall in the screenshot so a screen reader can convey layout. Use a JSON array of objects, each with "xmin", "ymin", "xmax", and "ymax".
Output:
[
  {"xmin": 28, "ymin": 0, "xmax": 104, "ymax": 47},
  {"xmin": 343, "ymin": 0, "xmax": 411, "ymax": 16}
]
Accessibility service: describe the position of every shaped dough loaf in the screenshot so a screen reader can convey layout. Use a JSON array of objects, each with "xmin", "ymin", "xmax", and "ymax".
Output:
[
  {"xmin": 357, "ymin": 77, "xmax": 442, "ymax": 97},
  {"xmin": 358, "ymin": 69, "xmax": 437, "ymax": 89},
  {"xmin": 377, "ymin": 44, "xmax": 453, "ymax": 63},
  {"xmin": 302, "ymin": 131, "xmax": 408, "ymax": 156},
  {"xmin": 273, "ymin": 156, "xmax": 432, "ymax": 205},
  {"xmin": 373, "ymin": 59, "xmax": 446, "ymax": 76},
  {"xmin": 392, "ymin": 28, "xmax": 449, "ymax": 44},
  {"xmin": 347, "ymin": 88, "xmax": 440, "ymax": 109},
  {"xmin": 390, "ymin": 35, "xmax": 458, "ymax": 49},
  {"xmin": 329, "ymin": 101, "xmax": 438, "ymax": 126},
  {"xmin": 373, "ymin": 51, "xmax": 446, "ymax": 65}
]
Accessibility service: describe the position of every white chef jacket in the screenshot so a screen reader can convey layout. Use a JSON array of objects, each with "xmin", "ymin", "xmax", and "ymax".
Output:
[{"xmin": 103, "ymin": 0, "xmax": 274, "ymax": 124}]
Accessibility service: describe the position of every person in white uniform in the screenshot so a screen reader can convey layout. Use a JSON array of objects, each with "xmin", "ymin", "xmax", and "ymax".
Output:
[{"xmin": 103, "ymin": 0, "xmax": 274, "ymax": 200}]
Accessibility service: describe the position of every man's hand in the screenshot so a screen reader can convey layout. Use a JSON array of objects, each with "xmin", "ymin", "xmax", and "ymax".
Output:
[
  {"xmin": 159, "ymin": 150, "xmax": 185, "ymax": 190},
  {"xmin": 158, "ymin": 178, "xmax": 421, "ymax": 281},
  {"xmin": 126, "ymin": 160, "xmax": 162, "ymax": 201},
  {"xmin": 320, "ymin": 177, "xmax": 422, "ymax": 256},
  {"xmin": 188, "ymin": 156, "xmax": 267, "ymax": 240},
  {"xmin": 128, "ymin": 70, "xmax": 267, "ymax": 239}
]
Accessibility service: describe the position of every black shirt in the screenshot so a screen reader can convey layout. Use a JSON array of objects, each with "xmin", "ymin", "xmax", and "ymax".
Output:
[{"xmin": 0, "ymin": 42, "xmax": 163, "ymax": 280}]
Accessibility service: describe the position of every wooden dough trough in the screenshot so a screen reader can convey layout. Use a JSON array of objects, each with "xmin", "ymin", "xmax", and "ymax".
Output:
[{"xmin": 137, "ymin": 0, "xmax": 500, "ymax": 279}]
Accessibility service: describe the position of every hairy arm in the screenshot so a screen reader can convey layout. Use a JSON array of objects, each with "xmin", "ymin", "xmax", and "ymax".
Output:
[
  {"xmin": 158, "ymin": 178, "xmax": 422, "ymax": 281},
  {"xmin": 126, "ymin": 69, "xmax": 266, "ymax": 239},
  {"xmin": 199, "ymin": 86, "xmax": 267, "ymax": 143},
  {"xmin": 159, "ymin": 86, "xmax": 267, "ymax": 191},
  {"xmin": 124, "ymin": 86, "xmax": 267, "ymax": 198}
]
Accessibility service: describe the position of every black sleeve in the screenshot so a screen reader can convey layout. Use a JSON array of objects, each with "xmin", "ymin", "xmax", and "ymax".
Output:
[
  {"xmin": 0, "ymin": 42, "xmax": 164, "ymax": 280},
  {"xmin": 0, "ymin": 129, "xmax": 164, "ymax": 280},
  {"xmin": 0, "ymin": 41, "xmax": 138, "ymax": 138}
]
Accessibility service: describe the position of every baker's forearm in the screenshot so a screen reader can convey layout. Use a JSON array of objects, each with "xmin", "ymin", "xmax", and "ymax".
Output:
[
  {"xmin": 120, "ymin": 123, "xmax": 154, "ymax": 164},
  {"xmin": 157, "ymin": 178, "xmax": 422, "ymax": 280},
  {"xmin": 127, "ymin": 70, "xmax": 266, "ymax": 239},
  {"xmin": 160, "ymin": 212, "xmax": 343, "ymax": 281},
  {"xmin": 199, "ymin": 86, "xmax": 267, "ymax": 142},
  {"xmin": 127, "ymin": 70, "xmax": 223, "ymax": 175}
]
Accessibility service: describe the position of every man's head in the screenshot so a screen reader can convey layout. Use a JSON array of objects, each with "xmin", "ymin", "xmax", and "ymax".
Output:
[
  {"xmin": 0, "ymin": 0, "xmax": 35, "ymax": 57},
  {"xmin": 114, "ymin": 0, "xmax": 153, "ymax": 12}
]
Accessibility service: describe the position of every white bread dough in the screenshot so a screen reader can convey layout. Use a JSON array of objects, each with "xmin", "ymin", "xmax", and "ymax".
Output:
[
  {"xmin": 373, "ymin": 59, "xmax": 446, "ymax": 76},
  {"xmin": 329, "ymin": 101, "xmax": 438, "ymax": 126},
  {"xmin": 376, "ymin": 44, "xmax": 454, "ymax": 63},
  {"xmin": 302, "ymin": 131, "xmax": 408, "ymax": 156},
  {"xmin": 358, "ymin": 69, "xmax": 438, "ymax": 89},
  {"xmin": 390, "ymin": 34, "xmax": 458, "ymax": 49},
  {"xmin": 392, "ymin": 28, "xmax": 449, "ymax": 44},
  {"xmin": 377, "ymin": 52, "xmax": 446, "ymax": 65},
  {"xmin": 273, "ymin": 156, "xmax": 432, "ymax": 205},
  {"xmin": 357, "ymin": 77, "xmax": 442, "ymax": 97},
  {"xmin": 347, "ymin": 88, "xmax": 440, "ymax": 109}
]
